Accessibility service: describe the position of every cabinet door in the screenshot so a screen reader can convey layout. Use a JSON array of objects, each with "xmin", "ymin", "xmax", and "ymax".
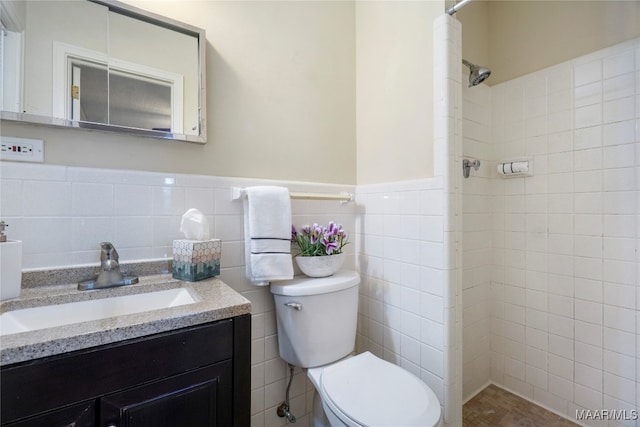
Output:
[
  {"xmin": 100, "ymin": 361, "xmax": 232, "ymax": 427},
  {"xmin": 4, "ymin": 401, "xmax": 95, "ymax": 427}
]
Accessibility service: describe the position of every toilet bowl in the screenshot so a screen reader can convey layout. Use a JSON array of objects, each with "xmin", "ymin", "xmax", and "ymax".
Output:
[
  {"xmin": 271, "ymin": 271, "xmax": 442, "ymax": 427},
  {"xmin": 308, "ymin": 352, "xmax": 442, "ymax": 427}
]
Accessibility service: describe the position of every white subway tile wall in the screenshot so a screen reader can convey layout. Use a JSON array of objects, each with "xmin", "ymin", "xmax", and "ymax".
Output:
[
  {"xmin": 356, "ymin": 178, "xmax": 448, "ymax": 401},
  {"xmin": 463, "ymin": 37, "xmax": 639, "ymax": 426}
]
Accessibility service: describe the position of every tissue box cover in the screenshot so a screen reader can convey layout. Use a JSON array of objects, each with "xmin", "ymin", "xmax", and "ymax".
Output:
[{"xmin": 172, "ymin": 239, "xmax": 221, "ymax": 281}]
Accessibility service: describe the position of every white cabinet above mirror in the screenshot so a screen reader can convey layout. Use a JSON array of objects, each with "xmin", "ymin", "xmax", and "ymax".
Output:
[{"xmin": 0, "ymin": 0, "xmax": 206, "ymax": 144}]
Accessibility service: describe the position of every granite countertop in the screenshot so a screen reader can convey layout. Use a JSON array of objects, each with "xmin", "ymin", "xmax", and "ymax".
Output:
[{"xmin": 0, "ymin": 274, "xmax": 252, "ymax": 366}]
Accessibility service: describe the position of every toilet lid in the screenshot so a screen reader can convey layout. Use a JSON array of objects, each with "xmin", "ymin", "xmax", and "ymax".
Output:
[{"xmin": 320, "ymin": 352, "xmax": 441, "ymax": 427}]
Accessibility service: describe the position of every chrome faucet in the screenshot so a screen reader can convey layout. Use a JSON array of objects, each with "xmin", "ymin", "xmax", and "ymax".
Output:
[{"xmin": 78, "ymin": 242, "xmax": 139, "ymax": 290}]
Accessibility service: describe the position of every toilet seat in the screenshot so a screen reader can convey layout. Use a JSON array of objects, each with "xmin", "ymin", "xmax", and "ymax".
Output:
[{"xmin": 312, "ymin": 352, "xmax": 441, "ymax": 427}]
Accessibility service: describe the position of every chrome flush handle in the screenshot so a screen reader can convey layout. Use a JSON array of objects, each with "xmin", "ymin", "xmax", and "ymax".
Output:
[{"xmin": 284, "ymin": 302, "xmax": 302, "ymax": 311}]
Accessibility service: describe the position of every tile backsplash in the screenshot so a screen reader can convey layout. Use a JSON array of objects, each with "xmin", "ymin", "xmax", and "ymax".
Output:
[{"xmin": 0, "ymin": 162, "xmax": 356, "ymax": 271}]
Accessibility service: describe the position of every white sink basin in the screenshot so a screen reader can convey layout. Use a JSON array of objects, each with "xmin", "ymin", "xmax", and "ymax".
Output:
[{"xmin": 0, "ymin": 288, "xmax": 196, "ymax": 336}]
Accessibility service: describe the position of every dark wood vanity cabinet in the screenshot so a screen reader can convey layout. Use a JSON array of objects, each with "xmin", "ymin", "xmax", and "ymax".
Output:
[{"xmin": 1, "ymin": 314, "xmax": 250, "ymax": 427}]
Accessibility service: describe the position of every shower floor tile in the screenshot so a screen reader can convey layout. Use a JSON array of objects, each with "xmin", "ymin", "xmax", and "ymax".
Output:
[{"xmin": 463, "ymin": 384, "xmax": 580, "ymax": 427}]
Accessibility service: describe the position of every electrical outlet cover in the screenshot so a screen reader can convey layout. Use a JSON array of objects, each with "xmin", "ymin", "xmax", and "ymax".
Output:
[{"xmin": 0, "ymin": 136, "xmax": 44, "ymax": 162}]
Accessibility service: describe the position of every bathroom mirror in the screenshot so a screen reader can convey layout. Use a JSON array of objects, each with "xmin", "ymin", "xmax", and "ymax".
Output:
[{"xmin": 0, "ymin": 0, "xmax": 207, "ymax": 143}]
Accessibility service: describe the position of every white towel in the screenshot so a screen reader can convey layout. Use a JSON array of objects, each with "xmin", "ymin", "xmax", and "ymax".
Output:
[{"xmin": 243, "ymin": 186, "xmax": 294, "ymax": 285}]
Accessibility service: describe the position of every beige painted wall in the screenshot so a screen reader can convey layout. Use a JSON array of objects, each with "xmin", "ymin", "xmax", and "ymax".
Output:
[
  {"xmin": 456, "ymin": 0, "xmax": 640, "ymax": 85},
  {"xmin": 2, "ymin": 1, "xmax": 356, "ymax": 184},
  {"xmin": 355, "ymin": 1, "xmax": 443, "ymax": 185}
]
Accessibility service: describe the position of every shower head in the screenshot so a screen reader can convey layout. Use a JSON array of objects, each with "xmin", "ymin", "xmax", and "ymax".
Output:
[{"xmin": 462, "ymin": 59, "xmax": 491, "ymax": 87}]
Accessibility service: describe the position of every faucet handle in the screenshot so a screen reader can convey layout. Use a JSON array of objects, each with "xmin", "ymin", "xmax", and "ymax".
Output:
[
  {"xmin": 100, "ymin": 242, "xmax": 119, "ymax": 263},
  {"xmin": 78, "ymin": 242, "xmax": 137, "ymax": 290}
]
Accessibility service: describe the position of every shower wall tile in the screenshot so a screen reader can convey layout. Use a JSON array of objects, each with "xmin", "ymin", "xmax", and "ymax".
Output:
[
  {"xmin": 467, "ymin": 37, "xmax": 640, "ymax": 426},
  {"xmin": 575, "ymin": 104, "xmax": 603, "ymax": 128},
  {"xmin": 603, "ymin": 73, "xmax": 635, "ymax": 101},
  {"xmin": 461, "ymin": 59, "xmax": 493, "ymax": 402},
  {"xmin": 604, "ymin": 96, "xmax": 636, "ymax": 123},
  {"xmin": 574, "ymin": 81, "xmax": 602, "ymax": 107},
  {"xmin": 574, "ymin": 60, "xmax": 603, "ymax": 87}
]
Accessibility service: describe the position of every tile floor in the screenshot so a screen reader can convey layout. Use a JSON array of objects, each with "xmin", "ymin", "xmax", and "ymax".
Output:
[{"xmin": 463, "ymin": 384, "xmax": 580, "ymax": 427}]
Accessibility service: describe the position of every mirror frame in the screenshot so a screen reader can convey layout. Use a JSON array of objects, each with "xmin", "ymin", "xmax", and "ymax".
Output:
[{"xmin": 0, "ymin": 0, "xmax": 207, "ymax": 144}]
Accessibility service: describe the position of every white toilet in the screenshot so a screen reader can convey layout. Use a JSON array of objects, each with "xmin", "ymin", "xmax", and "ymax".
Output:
[{"xmin": 271, "ymin": 270, "xmax": 442, "ymax": 427}]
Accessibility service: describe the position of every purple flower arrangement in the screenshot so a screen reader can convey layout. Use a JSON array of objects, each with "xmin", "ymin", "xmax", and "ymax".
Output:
[{"xmin": 291, "ymin": 221, "xmax": 349, "ymax": 256}]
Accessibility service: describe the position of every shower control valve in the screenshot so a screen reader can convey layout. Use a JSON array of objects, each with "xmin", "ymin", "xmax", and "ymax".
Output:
[{"xmin": 463, "ymin": 158, "xmax": 481, "ymax": 178}]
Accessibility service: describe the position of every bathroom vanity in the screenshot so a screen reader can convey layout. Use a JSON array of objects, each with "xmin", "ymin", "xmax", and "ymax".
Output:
[{"xmin": 0, "ymin": 273, "xmax": 251, "ymax": 427}]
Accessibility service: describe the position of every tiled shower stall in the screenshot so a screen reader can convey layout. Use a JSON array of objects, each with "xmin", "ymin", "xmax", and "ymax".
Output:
[{"xmin": 462, "ymin": 36, "xmax": 640, "ymax": 425}]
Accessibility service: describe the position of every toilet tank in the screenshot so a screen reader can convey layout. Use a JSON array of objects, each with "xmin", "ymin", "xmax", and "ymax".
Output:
[{"xmin": 270, "ymin": 270, "xmax": 360, "ymax": 368}]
